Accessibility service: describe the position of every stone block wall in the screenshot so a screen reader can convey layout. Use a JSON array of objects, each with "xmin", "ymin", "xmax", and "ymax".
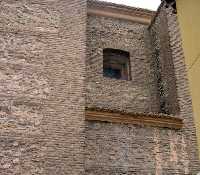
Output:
[{"xmin": 0, "ymin": 0, "xmax": 86, "ymax": 174}]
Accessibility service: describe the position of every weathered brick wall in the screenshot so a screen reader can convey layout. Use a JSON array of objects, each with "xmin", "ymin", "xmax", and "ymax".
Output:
[
  {"xmin": 164, "ymin": 3, "xmax": 200, "ymax": 172},
  {"xmin": 1, "ymin": 0, "xmax": 199, "ymax": 174},
  {"xmin": 150, "ymin": 2, "xmax": 200, "ymax": 173},
  {"xmin": 149, "ymin": 5, "xmax": 180, "ymax": 115},
  {"xmin": 0, "ymin": 0, "xmax": 86, "ymax": 174},
  {"xmin": 86, "ymin": 14, "xmax": 160, "ymax": 113},
  {"xmin": 85, "ymin": 121, "xmax": 196, "ymax": 174},
  {"xmin": 85, "ymin": 2, "xmax": 200, "ymax": 174},
  {"xmin": 148, "ymin": 3, "xmax": 200, "ymax": 173}
]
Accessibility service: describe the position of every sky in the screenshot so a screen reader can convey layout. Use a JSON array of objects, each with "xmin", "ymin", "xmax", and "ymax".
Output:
[{"xmin": 101, "ymin": 0, "xmax": 161, "ymax": 11}]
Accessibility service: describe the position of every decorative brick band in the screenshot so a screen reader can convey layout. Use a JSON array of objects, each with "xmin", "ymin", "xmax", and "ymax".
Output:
[{"xmin": 86, "ymin": 109, "xmax": 183, "ymax": 129}]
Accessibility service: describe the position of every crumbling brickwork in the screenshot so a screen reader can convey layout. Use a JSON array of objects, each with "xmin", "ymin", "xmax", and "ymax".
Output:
[{"xmin": 0, "ymin": 0, "xmax": 87, "ymax": 174}]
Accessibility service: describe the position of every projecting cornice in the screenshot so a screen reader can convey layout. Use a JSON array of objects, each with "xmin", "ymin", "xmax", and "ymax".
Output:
[
  {"xmin": 86, "ymin": 108, "xmax": 183, "ymax": 129},
  {"xmin": 87, "ymin": 0, "xmax": 156, "ymax": 25}
]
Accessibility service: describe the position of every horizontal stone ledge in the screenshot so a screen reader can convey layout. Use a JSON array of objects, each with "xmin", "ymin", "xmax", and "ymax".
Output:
[
  {"xmin": 85, "ymin": 108, "xmax": 183, "ymax": 129},
  {"xmin": 88, "ymin": 8, "xmax": 152, "ymax": 25}
]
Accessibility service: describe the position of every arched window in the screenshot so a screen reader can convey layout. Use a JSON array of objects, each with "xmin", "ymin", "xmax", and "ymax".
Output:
[{"xmin": 103, "ymin": 48, "xmax": 131, "ymax": 80}]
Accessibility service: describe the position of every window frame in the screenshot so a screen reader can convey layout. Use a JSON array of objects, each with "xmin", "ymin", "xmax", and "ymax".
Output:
[{"xmin": 103, "ymin": 48, "xmax": 131, "ymax": 81}]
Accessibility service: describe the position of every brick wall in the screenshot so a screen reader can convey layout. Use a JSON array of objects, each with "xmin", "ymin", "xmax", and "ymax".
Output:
[
  {"xmin": 85, "ymin": 1, "xmax": 200, "ymax": 174},
  {"xmin": 1, "ymin": 0, "xmax": 199, "ymax": 174},
  {"xmin": 86, "ymin": 14, "xmax": 160, "ymax": 113},
  {"xmin": 148, "ymin": 3, "xmax": 200, "ymax": 173},
  {"xmin": 164, "ymin": 3, "xmax": 200, "ymax": 172},
  {"xmin": 149, "ymin": 5, "xmax": 180, "ymax": 115},
  {"xmin": 0, "ymin": 0, "xmax": 86, "ymax": 174},
  {"xmin": 85, "ymin": 120, "xmax": 197, "ymax": 174}
]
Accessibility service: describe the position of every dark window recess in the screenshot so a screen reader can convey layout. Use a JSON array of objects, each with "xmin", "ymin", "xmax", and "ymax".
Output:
[
  {"xmin": 104, "ymin": 68, "xmax": 121, "ymax": 79},
  {"xmin": 163, "ymin": 0, "xmax": 177, "ymax": 14},
  {"xmin": 103, "ymin": 48, "xmax": 131, "ymax": 80}
]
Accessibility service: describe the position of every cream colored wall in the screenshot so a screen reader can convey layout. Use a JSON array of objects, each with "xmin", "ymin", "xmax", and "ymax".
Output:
[{"xmin": 176, "ymin": 0, "xmax": 200, "ymax": 156}]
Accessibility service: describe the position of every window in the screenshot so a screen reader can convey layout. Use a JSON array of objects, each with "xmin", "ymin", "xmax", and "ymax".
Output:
[{"xmin": 103, "ymin": 48, "xmax": 131, "ymax": 80}]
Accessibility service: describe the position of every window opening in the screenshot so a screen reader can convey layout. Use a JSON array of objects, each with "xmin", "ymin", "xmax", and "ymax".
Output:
[{"xmin": 103, "ymin": 48, "xmax": 131, "ymax": 80}]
